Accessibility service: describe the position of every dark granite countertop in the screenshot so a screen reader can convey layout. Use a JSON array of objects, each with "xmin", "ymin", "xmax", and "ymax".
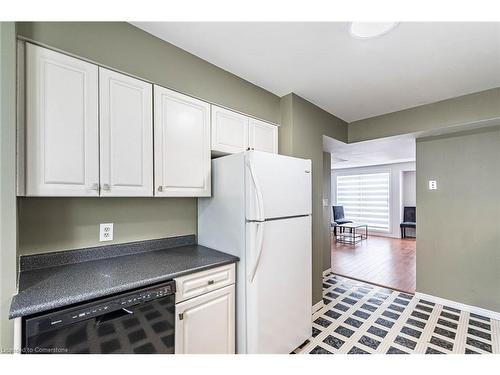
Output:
[{"xmin": 10, "ymin": 236, "xmax": 238, "ymax": 319}]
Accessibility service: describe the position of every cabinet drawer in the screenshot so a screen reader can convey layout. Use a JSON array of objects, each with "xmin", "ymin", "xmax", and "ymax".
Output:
[{"xmin": 174, "ymin": 264, "xmax": 235, "ymax": 303}]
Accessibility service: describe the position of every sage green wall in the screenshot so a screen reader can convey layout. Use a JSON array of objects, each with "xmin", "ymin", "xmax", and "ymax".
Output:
[
  {"xmin": 17, "ymin": 22, "xmax": 280, "ymax": 123},
  {"xmin": 279, "ymin": 93, "xmax": 348, "ymax": 304},
  {"xmin": 349, "ymin": 88, "xmax": 500, "ymax": 143},
  {"xmin": 0, "ymin": 22, "xmax": 17, "ymax": 351},
  {"xmin": 279, "ymin": 94, "xmax": 293, "ymax": 154},
  {"xmin": 416, "ymin": 126, "xmax": 500, "ymax": 312},
  {"xmin": 16, "ymin": 21, "xmax": 281, "ymax": 255},
  {"xmin": 18, "ymin": 198, "xmax": 196, "ymax": 255}
]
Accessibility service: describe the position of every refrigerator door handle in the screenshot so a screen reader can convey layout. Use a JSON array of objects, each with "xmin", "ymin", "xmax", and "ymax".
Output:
[
  {"xmin": 247, "ymin": 159, "xmax": 265, "ymax": 221},
  {"xmin": 249, "ymin": 222, "xmax": 265, "ymax": 282}
]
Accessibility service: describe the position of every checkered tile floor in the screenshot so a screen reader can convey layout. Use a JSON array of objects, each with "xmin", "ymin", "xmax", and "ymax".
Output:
[{"xmin": 295, "ymin": 273, "xmax": 500, "ymax": 354}]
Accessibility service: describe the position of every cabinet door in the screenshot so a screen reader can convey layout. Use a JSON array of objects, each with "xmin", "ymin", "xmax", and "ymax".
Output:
[
  {"xmin": 248, "ymin": 118, "xmax": 278, "ymax": 154},
  {"xmin": 175, "ymin": 285, "xmax": 235, "ymax": 354},
  {"xmin": 25, "ymin": 43, "xmax": 99, "ymax": 196},
  {"xmin": 99, "ymin": 68, "xmax": 153, "ymax": 196},
  {"xmin": 154, "ymin": 86, "xmax": 211, "ymax": 197},
  {"xmin": 211, "ymin": 105, "xmax": 249, "ymax": 154}
]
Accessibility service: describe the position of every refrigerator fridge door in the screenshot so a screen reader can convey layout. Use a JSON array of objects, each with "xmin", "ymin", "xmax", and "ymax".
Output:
[
  {"xmin": 245, "ymin": 151, "xmax": 311, "ymax": 221},
  {"xmin": 245, "ymin": 215, "xmax": 312, "ymax": 354}
]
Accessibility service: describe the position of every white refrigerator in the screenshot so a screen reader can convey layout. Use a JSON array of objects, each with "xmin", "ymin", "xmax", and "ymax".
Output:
[{"xmin": 198, "ymin": 151, "xmax": 312, "ymax": 354}]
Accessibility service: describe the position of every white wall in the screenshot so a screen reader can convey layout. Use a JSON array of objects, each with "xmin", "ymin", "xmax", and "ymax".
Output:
[
  {"xmin": 331, "ymin": 161, "xmax": 416, "ymax": 238},
  {"xmin": 403, "ymin": 171, "xmax": 416, "ymax": 206}
]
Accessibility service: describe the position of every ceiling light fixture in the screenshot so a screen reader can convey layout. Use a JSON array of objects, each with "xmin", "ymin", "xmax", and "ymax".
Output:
[{"xmin": 349, "ymin": 22, "xmax": 399, "ymax": 39}]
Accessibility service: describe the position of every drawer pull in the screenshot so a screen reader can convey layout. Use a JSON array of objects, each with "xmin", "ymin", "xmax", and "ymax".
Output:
[
  {"xmin": 208, "ymin": 280, "xmax": 215, "ymax": 285},
  {"xmin": 179, "ymin": 313, "xmax": 184, "ymax": 320}
]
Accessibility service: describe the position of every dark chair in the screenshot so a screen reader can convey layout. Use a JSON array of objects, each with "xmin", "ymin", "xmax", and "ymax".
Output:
[
  {"xmin": 400, "ymin": 206, "xmax": 416, "ymax": 238},
  {"xmin": 332, "ymin": 205, "xmax": 352, "ymax": 236}
]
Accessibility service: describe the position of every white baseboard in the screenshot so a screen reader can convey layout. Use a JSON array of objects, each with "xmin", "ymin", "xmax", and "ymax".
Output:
[
  {"xmin": 415, "ymin": 292, "xmax": 500, "ymax": 321},
  {"xmin": 322, "ymin": 268, "xmax": 332, "ymax": 277},
  {"xmin": 312, "ymin": 301, "xmax": 324, "ymax": 314}
]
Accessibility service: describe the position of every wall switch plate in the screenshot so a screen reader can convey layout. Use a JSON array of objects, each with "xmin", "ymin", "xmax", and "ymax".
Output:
[
  {"xmin": 99, "ymin": 223, "xmax": 113, "ymax": 242},
  {"xmin": 322, "ymin": 199, "xmax": 329, "ymax": 207},
  {"xmin": 428, "ymin": 180, "xmax": 437, "ymax": 190}
]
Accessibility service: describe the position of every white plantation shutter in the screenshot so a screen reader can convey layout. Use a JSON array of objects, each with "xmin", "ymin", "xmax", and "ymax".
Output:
[{"xmin": 336, "ymin": 172, "xmax": 390, "ymax": 232}]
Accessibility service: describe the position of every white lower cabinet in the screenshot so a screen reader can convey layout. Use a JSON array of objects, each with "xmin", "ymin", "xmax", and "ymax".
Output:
[
  {"xmin": 174, "ymin": 265, "xmax": 236, "ymax": 354},
  {"xmin": 175, "ymin": 285, "xmax": 235, "ymax": 354}
]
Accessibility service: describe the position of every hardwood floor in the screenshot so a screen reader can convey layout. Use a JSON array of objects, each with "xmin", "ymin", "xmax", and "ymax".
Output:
[{"xmin": 331, "ymin": 234, "xmax": 416, "ymax": 293}]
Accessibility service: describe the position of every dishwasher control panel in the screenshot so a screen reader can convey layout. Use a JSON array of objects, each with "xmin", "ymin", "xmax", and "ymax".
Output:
[{"xmin": 117, "ymin": 284, "xmax": 172, "ymax": 307}]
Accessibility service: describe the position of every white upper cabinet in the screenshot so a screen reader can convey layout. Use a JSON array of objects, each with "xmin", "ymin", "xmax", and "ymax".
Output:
[
  {"xmin": 154, "ymin": 86, "xmax": 211, "ymax": 197},
  {"xmin": 211, "ymin": 105, "xmax": 249, "ymax": 154},
  {"xmin": 21, "ymin": 43, "xmax": 278, "ymax": 198},
  {"xmin": 99, "ymin": 68, "xmax": 153, "ymax": 196},
  {"xmin": 25, "ymin": 43, "xmax": 99, "ymax": 196},
  {"xmin": 211, "ymin": 105, "xmax": 278, "ymax": 155},
  {"xmin": 248, "ymin": 118, "xmax": 278, "ymax": 154}
]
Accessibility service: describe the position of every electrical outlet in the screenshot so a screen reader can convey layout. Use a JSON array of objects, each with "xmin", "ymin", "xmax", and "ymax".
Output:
[
  {"xmin": 428, "ymin": 180, "xmax": 437, "ymax": 190},
  {"xmin": 99, "ymin": 223, "xmax": 113, "ymax": 242}
]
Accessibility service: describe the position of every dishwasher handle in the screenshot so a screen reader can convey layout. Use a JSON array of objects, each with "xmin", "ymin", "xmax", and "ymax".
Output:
[{"xmin": 95, "ymin": 308, "xmax": 133, "ymax": 326}]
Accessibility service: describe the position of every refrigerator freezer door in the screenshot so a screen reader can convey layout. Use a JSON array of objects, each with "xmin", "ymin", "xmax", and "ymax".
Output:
[
  {"xmin": 246, "ymin": 216, "xmax": 312, "ymax": 354},
  {"xmin": 246, "ymin": 151, "xmax": 312, "ymax": 221}
]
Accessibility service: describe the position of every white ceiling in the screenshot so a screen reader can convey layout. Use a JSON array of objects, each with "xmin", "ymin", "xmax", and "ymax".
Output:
[
  {"xmin": 323, "ymin": 134, "xmax": 416, "ymax": 169},
  {"xmin": 131, "ymin": 22, "xmax": 500, "ymax": 122}
]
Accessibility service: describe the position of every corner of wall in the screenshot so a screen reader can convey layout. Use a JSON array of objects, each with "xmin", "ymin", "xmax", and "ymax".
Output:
[
  {"xmin": 0, "ymin": 21, "xmax": 18, "ymax": 351},
  {"xmin": 278, "ymin": 93, "xmax": 294, "ymax": 156}
]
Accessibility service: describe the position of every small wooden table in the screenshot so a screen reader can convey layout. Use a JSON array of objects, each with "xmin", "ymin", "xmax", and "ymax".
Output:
[{"xmin": 336, "ymin": 223, "xmax": 368, "ymax": 245}]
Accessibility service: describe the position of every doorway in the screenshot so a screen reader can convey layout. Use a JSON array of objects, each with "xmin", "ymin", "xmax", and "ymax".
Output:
[{"xmin": 325, "ymin": 134, "xmax": 417, "ymax": 293}]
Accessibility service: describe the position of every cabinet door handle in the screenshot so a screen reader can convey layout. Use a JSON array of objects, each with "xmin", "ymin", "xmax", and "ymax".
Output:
[
  {"xmin": 91, "ymin": 183, "xmax": 99, "ymax": 191},
  {"xmin": 102, "ymin": 183, "xmax": 110, "ymax": 191},
  {"xmin": 158, "ymin": 186, "xmax": 163, "ymax": 192},
  {"xmin": 207, "ymin": 280, "xmax": 215, "ymax": 285},
  {"xmin": 178, "ymin": 313, "xmax": 184, "ymax": 320}
]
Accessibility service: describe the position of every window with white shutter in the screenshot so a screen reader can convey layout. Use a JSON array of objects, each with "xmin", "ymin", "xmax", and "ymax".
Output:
[{"xmin": 335, "ymin": 172, "xmax": 390, "ymax": 232}]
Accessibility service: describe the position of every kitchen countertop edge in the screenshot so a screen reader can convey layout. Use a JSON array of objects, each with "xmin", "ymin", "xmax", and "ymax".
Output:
[{"xmin": 10, "ymin": 244, "xmax": 238, "ymax": 320}]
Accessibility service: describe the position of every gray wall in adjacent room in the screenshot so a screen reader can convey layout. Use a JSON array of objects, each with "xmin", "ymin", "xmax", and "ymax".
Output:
[{"xmin": 416, "ymin": 126, "xmax": 500, "ymax": 312}]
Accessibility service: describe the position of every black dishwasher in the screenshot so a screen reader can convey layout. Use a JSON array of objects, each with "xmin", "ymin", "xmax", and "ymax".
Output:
[{"xmin": 23, "ymin": 280, "xmax": 176, "ymax": 354}]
